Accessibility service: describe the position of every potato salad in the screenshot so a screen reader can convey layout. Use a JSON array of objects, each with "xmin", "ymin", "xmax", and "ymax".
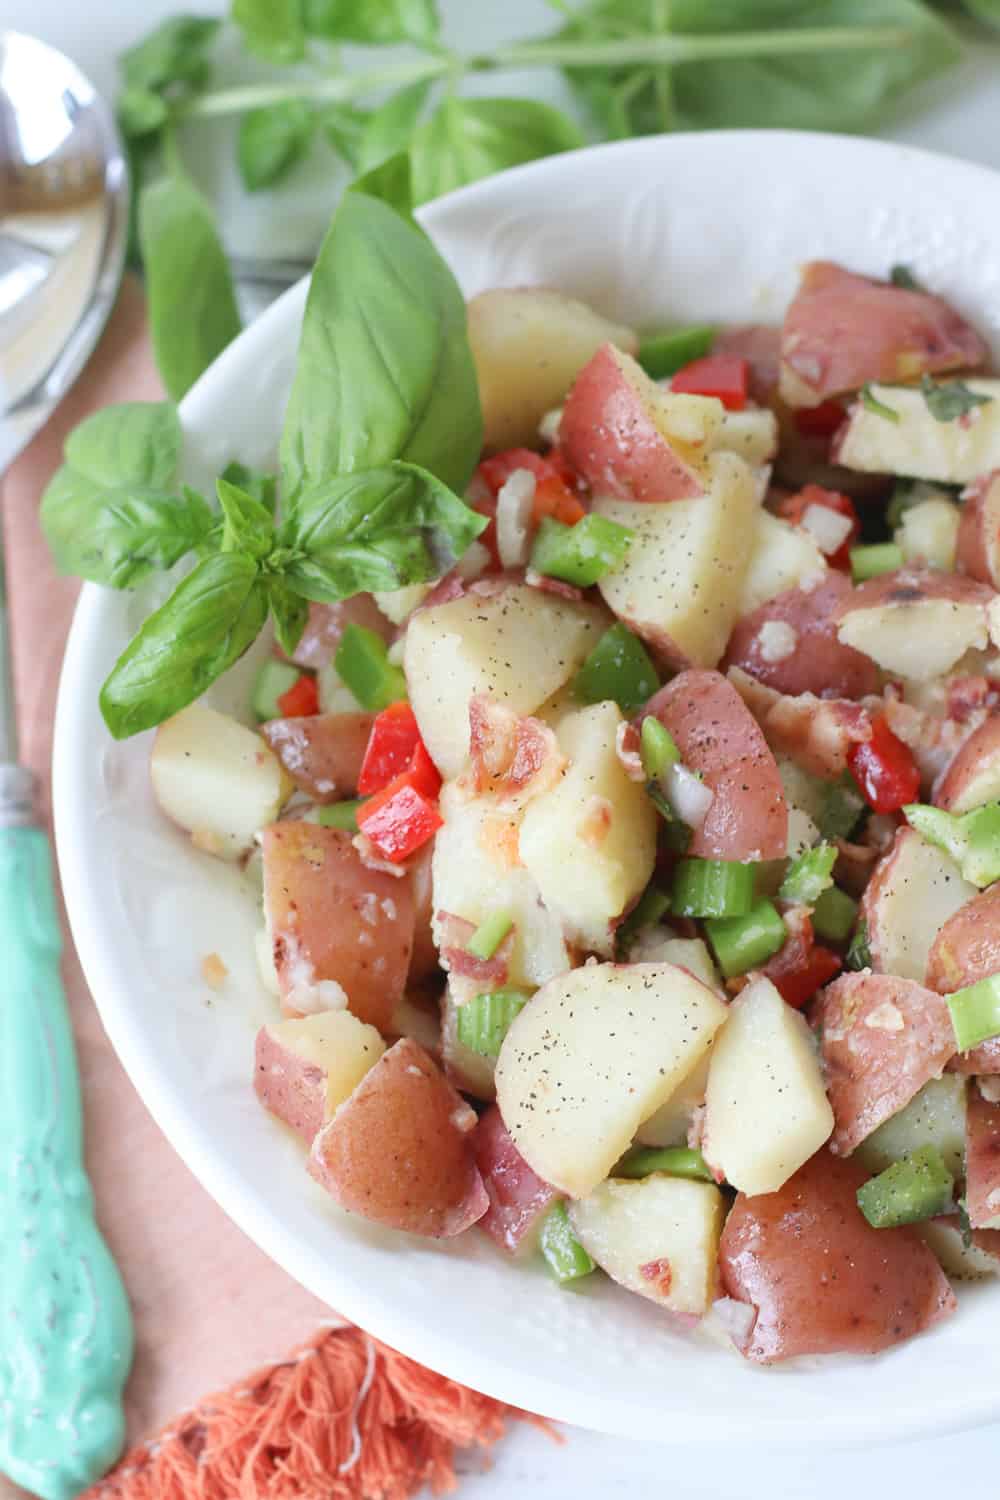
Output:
[{"xmin": 147, "ymin": 240, "xmax": 1000, "ymax": 1365}]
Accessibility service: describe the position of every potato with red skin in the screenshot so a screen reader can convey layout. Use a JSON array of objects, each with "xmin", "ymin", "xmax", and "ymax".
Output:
[
  {"xmin": 814, "ymin": 972, "xmax": 956, "ymax": 1155},
  {"xmin": 779, "ymin": 260, "xmax": 986, "ymax": 408},
  {"xmin": 729, "ymin": 667, "xmax": 872, "ymax": 781},
  {"xmin": 966, "ymin": 1087, "xmax": 1000, "ymax": 1230},
  {"xmin": 254, "ymin": 1012, "xmax": 385, "ymax": 1145},
  {"xmin": 289, "ymin": 596, "xmax": 391, "ymax": 669},
  {"xmin": 925, "ymin": 884, "xmax": 1000, "ymax": 1075},
  {"xmin": 936, "ymin": 715, "xmax": 1000, "ymax": 813},
  {"xmin": 472, "ymin": 1105, "xmax": 557, "ymax": 1256},
  {"xmin": 261, "ymin": 822, "xmax": 414, "ymax": 1032},
  {"xmin": 956, "ymin": 472, "xmax": 1000, "ymax": 588},
  {"xmin": 260, "ymin": 713, "xmax": 373, "ymax": 802},
  {"xmin": 560, "ymin": 344, "xmax": 712, "ymax": 502},
  {"xmin": 407, "ymin": 845, "xmax": 438, "ymax": 985},
  {"xmin": 719, "ymin": 1150, "xmax": 956, "ymax": 1363},
  {"xmin": 642, "ymin": 670, "xmax": 787, "ymax": 861},
  {"xmin": 308, "ymin": 1038, "xmax": 488, "ymax": 1238},
  {"xmin": 722, "ymin": 573, "xmax": 879, "ymax": 700},
  {"xmin": 834, "ymin": 567, "xmax": 995, "ymax": 683},
  {"xmin": 861, "ymin": 827, "xmax": 976, "ymax": 985}
]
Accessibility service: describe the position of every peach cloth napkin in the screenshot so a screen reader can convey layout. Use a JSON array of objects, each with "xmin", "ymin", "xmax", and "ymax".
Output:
[{"xmin": 0, "ymin": 276, "xmax": 329, "ymax": 1493}]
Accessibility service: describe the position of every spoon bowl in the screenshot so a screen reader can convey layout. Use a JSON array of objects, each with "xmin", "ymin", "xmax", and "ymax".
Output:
[{"xmin": 0, "ymin": 29, "xmax": 127, "ymax": 471}]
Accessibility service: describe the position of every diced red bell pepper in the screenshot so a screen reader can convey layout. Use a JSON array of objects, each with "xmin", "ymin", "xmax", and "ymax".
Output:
[
  {"xmin": 276, "ymin": 673, "xmax": 319, "ymax": 718},
  {"xmin": 407, "ymin": 738, "xmax": 442, "ymax": 799},
  {"xmin": 793, "ymin": 400, "xmax": 847, "ymax": 440},
  {"xmin": 848, "ymin": 716, "xmax": 920, "ymax": 814},
  {"xmin": 476, "ymin": 448, "xmax": 584, "ymax": 531},
  {"xmin": 776, "ymin": 484, "xmax": 860, "ymax": 570},
  {"xmin": 670, "ymin": 354, "xmax": 749, "ymax": 411},
  {"xmin": 358, "ymin": 702, "xmax": 420, "ymax": 795},
  {"xmin": 357, "ymin": 772, "xmax": 443, "ymax": 863},
  {"xmin": 768, "ymin": 945, "xmax": 842, "ymax": 1011}
]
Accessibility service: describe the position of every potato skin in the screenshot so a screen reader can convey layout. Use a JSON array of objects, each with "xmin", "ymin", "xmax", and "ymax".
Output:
[
  {"xmin": 936, "ymin": 716, "xmax": 1000, "ymax": 813},
  {"xmin": 926, "ymin": 884, "xmax": 1000, "ymax": 1075},
  {"xmin": 472, "ymin": 1105, "xmax": 556, "ymax": 1255},
  {"xmin": 255, "ymin": 1026, "xmax": 326, "ymax": 1145},
  {"xmin": 261, "ymin": 712, "xmax": 373, "ymax": 803},
  {"xmin": 642, "ymin": 670, "xmax": 787, "ymax": 861},
  {"xmin": 719, "ymin": 1149, "xmax": 956, "ymax": 1363},
  {"xmin": 814, "ymin": 972, "xmax": 956, "ymax": 1155},
  {"xmin": 723, "ymin": 573, "xmax": 879, "ymax": 700},
  {"xmin": 955, "ymin": 471, "xmax": 1000, "ymax": 588},
  {"xmin": 966, "ymin": 1088, "xmax": 1000, "ymax": 1230},
  {"xmin": 308, "ymin": 1039, "xmax": 488, "ymax": 1238},
  {"xmin": 261, "ymin": 822, "xmax": 414, "ymax": 1032}
]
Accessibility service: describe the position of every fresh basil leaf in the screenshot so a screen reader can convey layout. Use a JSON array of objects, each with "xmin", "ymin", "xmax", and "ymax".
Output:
[
  {"xmin": 959, "ymin": 0, "xmax": 1000, "ymax": 27},
  {"xmin": 118, "ymin": 87, "xmax": 169, "ymax": 139},
  {"xmin": 920, "ymin": 373, "xmax": 994, "ymax": 422},
  {"xmin": 279, "ymin": 192, "xmax": 482, "ymax": 501},
  {"xmin": 357, "ymin": 80, "xmax": 433, "ymax": 173},
  {"xmin": 268, "ymin": 580, "xmax": 310, "ymax": 657},
  {"xmin": 139, "ymin": 177, "xmax": 242, "ymax": 401},
  {"xmin": 302, "ymin": 0, "xmax": 439, "ymax": 45},
  {"xmin": 100, "ymin": 553, "xmax": 268, "ymax": 738},
  {"xmin": 349, "ymin": 151, "xmax": 415, "ymax": 219},
  {"xmin": 320, "ymin": 104, "xmax": 370, "ymax": 168},
  {"xmin": 860, "ymin": 384, "xmax": 901, "ymax": 423},
  {"xmin": 238, "ymin": 100, "xmax": 315, "ymax": 191},
  {"xmin": 231, "ymin": 0, "xmax": 305, "ymax": 62},
  {"xmin": 43, "ymin": 478, "xmax": 214, "ymax": 588},
  {"xmin": 220, "ymin": 461, "xmax": 277, "ymax": 513},
  {"xmin": 215, "ymin": 478, "xmax": 276, "ymax": 560},
  {"xmin": 410, "ymin": 96, "xmax": 585, "ymax": 203},
  {"xmin": 890, "ymin": 263, "xmax": 924, "ymax": 292},
  {"xmin": 65, "ymin": 402, "xmax": 181, "ymax": 488},
  {"xmin": 120, "ymin": 15, "xmax": 220, "ymax": 95},
  {"xmin": 556, "ymin": 0, "xmax": 960, "ymax": 136},
  {"xmin": 281, "ymin": 460, "xmax": 486, "ymax": 602}
]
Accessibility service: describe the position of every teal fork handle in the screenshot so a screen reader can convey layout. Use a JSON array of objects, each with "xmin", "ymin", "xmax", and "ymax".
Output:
[{"xmin": 0, "ymin": 824, "xmax": 133, "ymax": 1500}]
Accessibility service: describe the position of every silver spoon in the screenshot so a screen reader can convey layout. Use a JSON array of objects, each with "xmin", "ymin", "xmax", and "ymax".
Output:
[{"xmin": 0, "ymin": 30, "xmax": 132, "ymax": 1500}]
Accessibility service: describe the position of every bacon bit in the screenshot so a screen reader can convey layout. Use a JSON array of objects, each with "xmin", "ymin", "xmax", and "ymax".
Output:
[
  {"xmin": 948, "ymin": 675, "xmax": 1000, "ymax": 722},
  {"xmin": 201, "ymin": 952, "xmax": 228, "ymax": 990},
  {"xmin": 728, "ymin": 668, "xmax": 871, "ymax": 779},
  {"xmin": 615, "ymin": 720, "xmax": 645, "ymax": 782},
  {"xmin": 436, "ymin": 910, "xmax": 513, "ymax": 986},
  {"xmin": 414, "ymin": 570, "xmax": 467, "ymax": 614},
  {"xmin": 351, "ymin": 832, "xmax": 408, "ymax": 877},
  {"xmin": 578, "ymin": 796, "xmax": 613, "ymax": 848},
  {"xmin": 479, "ymin": 813, "xmax": 523, "ymax": 870},
  {"xmin": 760, "ymin": 910, "xmax": 841, "ymax": 1009},
  {"xmin": 687, "ymin": 1103, "xmax": 707, "ymax": 1154},
  {"xmin": 885, "ymin": 691, "xmax": 989, "ymax": 789},
  {"xmin": 640, "ymin": 1258, "xmax": 673, "ymax": 1296},
  {"xmin": 524, "ymin": 568, "xmax": 585, "ymax": 602},
  {"xmin": 468, "ymin": 694, "xmax": 566, "ymax": 804}
]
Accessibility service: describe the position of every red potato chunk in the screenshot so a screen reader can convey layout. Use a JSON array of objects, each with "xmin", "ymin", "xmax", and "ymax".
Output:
[
  {"xmin": 728, "ymin": 667, "xmax": 872, "ymax": 781},
  {"xmin": 719, "ymin": 1149, "xmax": 956, "ymax": 1363},
  {"xmin": 260, "ymin": 712, "xmax": 373, "ymax": 802},
  {"xmin": 966, "ymin": 1088, "xmax": 1000, "ymax": 1230},
  {"xmin": 261, "ymin": 822, "xmax": 414, "ymax": 1033},
  {"xmin": 926, "ymin": 884, "xmax": 1000, "ymax": 1075},
  {"xmin": 472, "ymin": 1105, "xmax": 557, "ymax": 1256},
  {"xmin": 560, "ymin": 343, "xmax": 709, "ymax": 502},
  {"xmin": 253, "ymin": 1012, "xmax": 385, "ymax": 1145},
  {"xmin": 779, "ymin": 260, "xmax": 986, "ymax": 408},
  {"xmin": 722, "ymin": 573, "xmax": 879, "ymax": 700},
  {"xmin": 935, "ymin": 715, "xmax": 1000, "ymax": 813},
  {"xmin": 289, "ymin": 596, "xmax": 391, "ymax": 669},
  {"xmin": 956, "ymin": 472, "xmax": 1000, "ymax": 589},
  {"xmin": 814, "ymin": 973, "xmax": 956, "ymax": 1155},
  {"xmin": 308, "ymin": 1038, "xmax": 488, "ymax": 1238},
  {"xmin": 834, "ymin": 567, "xmax": 996, "ymax": 684},
  {"xmin": 713, "ymin": 324, "xmax": 780, "ymax": 404},
  {"xmin": 642, "ymin": 670, "xmax": 787, "ymax": 860}
]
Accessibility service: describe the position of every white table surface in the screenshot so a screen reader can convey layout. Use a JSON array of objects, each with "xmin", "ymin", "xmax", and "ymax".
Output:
[{"xmin": 10, "ymin": 0, "xmax": 1000, "ymax": 1491}]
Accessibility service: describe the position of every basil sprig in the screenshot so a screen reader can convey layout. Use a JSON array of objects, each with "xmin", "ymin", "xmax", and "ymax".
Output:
[{"xmin": 44, "ymin": 193, "xmax": 486, "ymax": 740}]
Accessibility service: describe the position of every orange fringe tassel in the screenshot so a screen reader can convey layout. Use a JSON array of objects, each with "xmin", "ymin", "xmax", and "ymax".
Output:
[{"xmin": 83, "ymin": 1324, "xmax": 559, "ymax": 1500}]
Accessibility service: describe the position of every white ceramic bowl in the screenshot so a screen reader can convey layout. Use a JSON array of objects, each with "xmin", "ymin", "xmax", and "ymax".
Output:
[{"xmin": 55, "ymin": 131, "xmax": 1000, "ymax": 1445}]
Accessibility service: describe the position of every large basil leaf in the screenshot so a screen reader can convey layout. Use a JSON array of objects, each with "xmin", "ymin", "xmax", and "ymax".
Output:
[
  {"xmin": 557, "ymin": 0, "xmax": 960, "ymax": 136},
  {"xmin": 64, "ymin": 402, "xmax": 181, "ymax": 488},
  {"xmin": 410, "ymin": 97, "xmax": 585, "ymax": 202},
  {"xmin": 100, "ymin": 553, "xmax": 268, "ymax": 738},
  {"xmin": 302, "ymin": 0, "xmax": 439, "ymax": 45},
  {"xmin": 279, "ymin": 192, "xmax": 482, "ymax": 501},
  {"xmin": 281, "ymin": 461, "xmax": 486, "ymax": 602},
  {"xmin": 42, "ymin": 475, "xmax": 213, "ymax": 589},
  {"xmin": 231, "ymin": 0, "xmax": 304, "ymax": 62},
  {"xmin": 139, "ymin": 177, "xmax": 242, "ymax": 401},
  {"xmin": 120, "ymin": 15, "xmax": 220, "ymax": 94},
  {"xmin": 238, "ymin": 101, "xmax": 315, "ymax": 191},
  {"xmin": 348, "ymin": 151, "xmax": 416, "ymax": 219}
]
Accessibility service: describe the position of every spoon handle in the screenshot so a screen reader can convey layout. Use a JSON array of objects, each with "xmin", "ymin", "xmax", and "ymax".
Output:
[{"xmin": 0, "ymin": 814, "xmax": 132, "ymax": 1500}]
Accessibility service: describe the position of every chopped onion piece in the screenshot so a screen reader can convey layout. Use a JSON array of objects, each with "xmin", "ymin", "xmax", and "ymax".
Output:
[
  {"xmin": 667, "ymin": 762, "xmax": 714, "ymax": 827},
  {"xmin": 496, "ymin": 468, "xmax": 536, "ymax": 569},
  {"xmin": 538, "ymin": 406, "xmax": 563, "ymax": 445},
  {"xmin": 801, "ymin": 502, "xmax": 853, "ymax": 556}
]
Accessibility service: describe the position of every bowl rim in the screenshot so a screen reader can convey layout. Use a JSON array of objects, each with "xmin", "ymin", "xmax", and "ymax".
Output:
[{"xmin": 53, "ymin": 127, "xmax": 1000, "ymax": 1446}]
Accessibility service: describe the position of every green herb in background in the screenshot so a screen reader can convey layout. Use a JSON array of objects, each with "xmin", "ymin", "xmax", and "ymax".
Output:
[{"xmin": 115, "ymin": 0, "xmax": 977, "ymax": 396}]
